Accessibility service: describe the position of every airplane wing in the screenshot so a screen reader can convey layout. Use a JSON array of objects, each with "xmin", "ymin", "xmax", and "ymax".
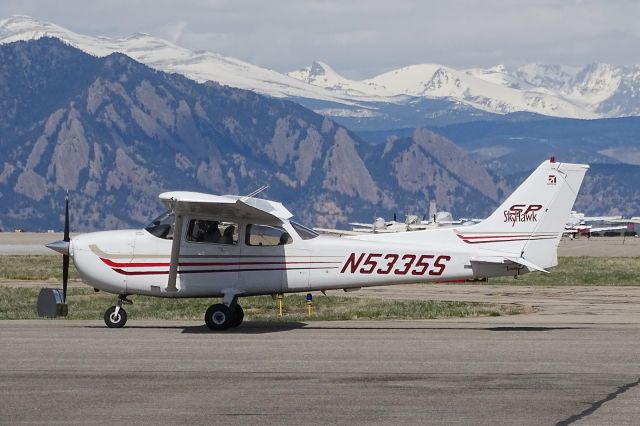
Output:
[
  {"xmin": 159, "ymin": 191, "xmax": 292, "ymax": 224},
  {"xmin": 348, "ymin": 222, "xmax": 374, "ymax": 229},
  {"xmin": 582, "ymin": 215, "xmax": 623, "ymax": 221},
  {"xmin": 609, "ymin": 218, "xmax": 640, "ymax": 224},
  {"xmin": 589, "ymin": 225, "xmax": 627, "ymax": 232},
  {"xmin": 314, "ymin": 228, "xmax": 367, "ymax": 236}
]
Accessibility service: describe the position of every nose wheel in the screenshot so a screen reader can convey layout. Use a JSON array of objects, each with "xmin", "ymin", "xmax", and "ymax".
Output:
[
  {"xmin": 104, "ymin": 295, "xmax": 132, "ymax": 328},
  {"xmin": 104, "ymin": 306, "xmax": 127, "ymax": 328},
  {"xmin": 205, "ymin": 303, "xmax": 244, "ymax": 331}
]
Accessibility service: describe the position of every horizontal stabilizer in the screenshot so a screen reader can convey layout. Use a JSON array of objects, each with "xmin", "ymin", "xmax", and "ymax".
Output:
[{"xmin": 471, "ymin": 256, "xmax": 549, "ymax": 273}]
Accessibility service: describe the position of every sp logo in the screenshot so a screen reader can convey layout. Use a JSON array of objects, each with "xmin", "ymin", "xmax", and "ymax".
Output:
[
  {"xmin": 507, "ymin": 204, "xmax": 542, "ymax": 215},
  {"xmin": 503, "ymin": 204, "xmax": 542, "ymax": 226}
]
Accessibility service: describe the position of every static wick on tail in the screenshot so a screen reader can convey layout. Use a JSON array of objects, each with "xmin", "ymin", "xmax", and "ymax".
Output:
[{"xmin": 38, "ymin": 194, "xmax": 70, "ymax": 318}]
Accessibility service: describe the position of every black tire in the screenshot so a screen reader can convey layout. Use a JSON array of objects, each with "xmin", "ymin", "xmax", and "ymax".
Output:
[
  {"xmin": 205, "ymin": 304, "xmax": 232, "ymax": 331},
  {"xmin": 230, "ymin": 304, "xmax": 244, "ymax": 328},
  {"xmin": 104, "ymin": 306, "xmax": 127, "ymax": 328}
]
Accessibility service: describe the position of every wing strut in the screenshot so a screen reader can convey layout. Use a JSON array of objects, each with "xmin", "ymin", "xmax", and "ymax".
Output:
[{"xmin": 166, "ymin": 212, "xmax": 184, "ymax": 292}]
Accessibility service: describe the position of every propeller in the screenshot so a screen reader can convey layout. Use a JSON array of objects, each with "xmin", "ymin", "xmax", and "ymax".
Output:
[
  {"xmin": 62, "ymin": 194, "xmax": 70, "ymax": 303},
  {"xmin": 40, "ymin": 193, "xmax": 71, "ymax": 317}
]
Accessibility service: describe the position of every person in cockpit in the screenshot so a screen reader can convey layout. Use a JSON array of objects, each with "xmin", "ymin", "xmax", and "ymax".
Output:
[{"xmin": 202, "ymin": 221, "xmax": 221, "ymax": 243}]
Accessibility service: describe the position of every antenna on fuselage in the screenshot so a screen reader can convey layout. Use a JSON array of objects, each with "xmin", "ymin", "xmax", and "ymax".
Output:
[{"xmin": 243, "ymin": 185, "xmax": 270, "ymax": 200}]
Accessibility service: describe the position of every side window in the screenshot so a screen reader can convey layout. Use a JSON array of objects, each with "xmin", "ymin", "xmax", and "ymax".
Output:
[
  {"xmin": 245, "ymin": 224, "xmax": 292, "ymax": 246},
  {"xmin": 186, "ymin": 219, "xmax": 238, "ymax": 245}
]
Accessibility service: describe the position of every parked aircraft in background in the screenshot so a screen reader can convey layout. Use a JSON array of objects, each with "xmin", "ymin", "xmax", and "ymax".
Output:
[
  {"xmin": 315, "ymin": 201, "xmax": 482, "ymax": 236},
  {"xmin": 609, "ymin": 217, "xmax": 640, "ymax": 228},
  {"xmin": 564, "ymin": 211, "xmax": 629, "ymax": 238},
  {"xmin": 40, "ymin": 158, "xmax": 588, "ymax": 331}
]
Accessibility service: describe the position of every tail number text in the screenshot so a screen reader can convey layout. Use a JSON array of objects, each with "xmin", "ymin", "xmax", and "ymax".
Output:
[{"xmin": 340, "ymin": 253, "xmax": 451, "ymax": 276}]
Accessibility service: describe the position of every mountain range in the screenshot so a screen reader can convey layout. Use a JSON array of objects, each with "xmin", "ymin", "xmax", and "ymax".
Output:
[
  {"xmin": 0, "ymin": 17, "xmax": 639, "ymax": 231},
  {"xmin": 3, "ymin": 15, "xmax": 640, "ymax": 130},
  {"xmin": 0, "ymin": 38, "xmax": 498, "ymax": 231}
]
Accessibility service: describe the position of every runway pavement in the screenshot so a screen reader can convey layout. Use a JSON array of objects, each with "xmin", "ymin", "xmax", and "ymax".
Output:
[
  {"xmin": 0, "ymin": 232, "xmax": 76, "ymax": 255},
  {"xmin": 1, "ymin": 234, "xmax": 639, "ymax": 424},
  {"xmin": 1, "ymin": 318, "xmax": 640, "ymax": 425}
]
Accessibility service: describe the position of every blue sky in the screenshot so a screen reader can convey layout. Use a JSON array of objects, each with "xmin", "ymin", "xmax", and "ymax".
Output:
[{"xmin": 1, "ymin": 0, "xmax": 639, "ymax": 78}]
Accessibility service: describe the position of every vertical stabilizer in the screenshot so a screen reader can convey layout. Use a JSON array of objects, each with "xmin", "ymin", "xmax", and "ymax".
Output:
[{"xmin": 456, "ymin": 159, "xmax": 589, "ymax": 269}]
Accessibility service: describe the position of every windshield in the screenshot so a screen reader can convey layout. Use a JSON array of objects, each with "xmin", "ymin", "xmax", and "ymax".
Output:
[
  {"xmin": 145, "ymin": 210, "xmax": 175, "ymax": 239},
  {"xmin": 291, "ymin": 221, "xmax": 319, "ymax": 240}
]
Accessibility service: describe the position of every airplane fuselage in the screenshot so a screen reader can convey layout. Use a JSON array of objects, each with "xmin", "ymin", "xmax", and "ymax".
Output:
[{"xmin": 71, "ymin": 221, "xmax": 496, "ymax": 299}]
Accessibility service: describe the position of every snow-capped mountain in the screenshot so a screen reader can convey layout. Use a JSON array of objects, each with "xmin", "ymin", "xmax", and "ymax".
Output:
[
  {"xmin": 288, "ymin": 61, "xmax": 640, "ymax": 119},
  {"xmin": 288, "ymin": 61, "xmax": 396, "ymax": 98},
  {"xmin": 365, "ymin": 64, "xmax": 591, "ymax": 117},
  {"xmin": 0, "ymin": 15, "xmax": 367, "ymax": 105},
  {"xmin": 3, "ymin": 15, "xmax": 640, "ymax": 121}
]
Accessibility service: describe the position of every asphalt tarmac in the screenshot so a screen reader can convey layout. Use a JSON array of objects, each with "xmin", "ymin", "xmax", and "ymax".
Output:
[
  {"xmin": 1, "ymin": 234, "xmax": 639, "ymax": 424},
  {"xmin": 1, "ymin": 318, "xmax": 639, "ymax": 425}
]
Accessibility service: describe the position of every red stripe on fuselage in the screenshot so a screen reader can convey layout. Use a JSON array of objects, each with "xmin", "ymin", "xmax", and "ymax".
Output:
[
  {"xmin": 111, "ymin": 266, "xmax": 339, "ymax": 276},
  {"xmin": 100, "ymin": 257, "xmax": 338, "ymax": 268}
]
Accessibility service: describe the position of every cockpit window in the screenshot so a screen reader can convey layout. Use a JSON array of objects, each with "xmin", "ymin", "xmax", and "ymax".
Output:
[
  {"xmin": 291, "ymin": 221, "xmax": 319, "ymax": 240},
  {"xmin": 145, "ymin": 210, "xmax": 175, "ymax": 239}
]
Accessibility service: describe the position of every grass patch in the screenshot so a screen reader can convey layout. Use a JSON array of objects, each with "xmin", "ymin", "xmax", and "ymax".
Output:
[
  {"xmin": 487, "ymin": 257, "xmax": 640, "ymax": 286},
  {"xmin": 0, "ymin": 255, "xmax": 79, "ymax": 281},
  {"xmin": 0, "ymin": 287, "xmax": 524, "ymax": 321}
]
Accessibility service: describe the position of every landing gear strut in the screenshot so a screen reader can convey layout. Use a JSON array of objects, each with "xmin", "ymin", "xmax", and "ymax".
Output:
[
  {"xmin": 104, "ymin": 294, "xmax": 132, "ymax": 328},
  {"xmin": 204, "ymin": 300, "xmax": 244, "ymax": 331}
]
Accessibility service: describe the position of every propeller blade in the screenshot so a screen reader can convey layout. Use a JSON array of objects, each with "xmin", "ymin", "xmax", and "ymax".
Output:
[
  {"xmin": 62, "ymin": 193, "xmax": 70, "ymax": 302},
  {"xmin": 64, "ymin": 194, "xmax": 70, "ymax": 242},
  {"xmin": 62, "ymin": 254, "xmax": 69, "ymax": 303}
]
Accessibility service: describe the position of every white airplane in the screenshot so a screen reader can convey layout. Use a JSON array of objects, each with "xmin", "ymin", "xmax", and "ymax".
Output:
[
  {"xmin": 563, "ymin": 211, "xmax": 628, "ymax": 237},
  {"xmin": 316, "ymin": 208, "xmax": 480, "ymax": 236},
  {"xmin": 39, "ymin": 158, "xmax": 588, "ymax": 330},
  {"xmin": 566, "ymin": 211, "xmax": 623, "ymax": 227}
]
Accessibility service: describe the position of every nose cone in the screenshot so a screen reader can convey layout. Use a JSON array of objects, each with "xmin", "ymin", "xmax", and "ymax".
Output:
[{"xmin": 46, "ymin": 240, "xmax": 70, "ymax": 256}]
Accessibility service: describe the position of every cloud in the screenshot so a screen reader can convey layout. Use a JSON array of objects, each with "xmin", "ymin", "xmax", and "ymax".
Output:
[
  {"xmin": 159, "ymin": 20, "xmax": 188, "ymax": 45},
  {"xmin": 0, "ymin": 0, "xmax": 639, "ymax": 78}
]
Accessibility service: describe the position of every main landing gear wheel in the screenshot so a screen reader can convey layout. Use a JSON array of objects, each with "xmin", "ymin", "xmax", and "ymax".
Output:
[
  {"xmin": 205, "ymin": 304, "xmax": 232, "ymax": 331},
  {"xmin": 104, "ymin": 306, "xmax": 127, "ymax": 328},
  {"xmin": 230, "ymin": 304, "xmax": 244, "ymax": 328},
  {"xmin": 205, "ymin": 303, "xmax": 244, "ymax": 331}
]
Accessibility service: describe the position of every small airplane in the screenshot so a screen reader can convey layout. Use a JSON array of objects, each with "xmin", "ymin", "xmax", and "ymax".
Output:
[
  {"xmin": 315, "ymin": 202, "xmax": 481, "ymax": 236},
  {"xmin": 563, "ymin": 211, "xmax": 628, "ymax": 238},
  {"xmin": 39, "ymin": 158, "xmax": 588, "ymax": 330}
]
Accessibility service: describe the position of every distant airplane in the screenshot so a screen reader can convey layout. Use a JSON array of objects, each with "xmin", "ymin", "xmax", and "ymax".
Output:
[
  {"xmin": 609, "ymin": 217, "xmax": 640, "ymax": 226},
  {"xmin": 316, "ymin": 201, "xmax": 482, "ymax": 236},
  {"xmin": 564, "ymin": 211, "xmax": 629, "ymax": 238},
  {"xmin": 39, "ymin": 158, "xmax": 588, "ymax": 331}
]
